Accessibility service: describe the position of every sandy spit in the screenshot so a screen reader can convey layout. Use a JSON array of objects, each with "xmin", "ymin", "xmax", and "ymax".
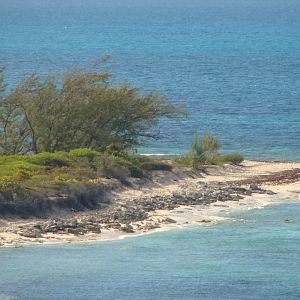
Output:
[{"xmin": 0, "ymin": 160, "xmax": 299, "ymax": 248}]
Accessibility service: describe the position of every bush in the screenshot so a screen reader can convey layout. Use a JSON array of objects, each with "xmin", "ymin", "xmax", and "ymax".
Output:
[
  {"xmin": 190, "ymin": 132, "xmax": 221, "ymax": 163},
  {"xmin": 98, "ymin": 154, "xmax": 130, "ymax": 181},
  {"xmin": 0, "ymin": 176, "xmax": 20, "ymax": 191},
  {"xmin": 101, "ymin": 164, "xmax": 130, "ymax": 183},
  {"xmin": 174, "ymin": 155, "xmax": 196, "ymax": 168},
  {"xmin": 175, "ymin": 130, "xmax": 243, "ymax": 168},
  {"xmin": 141, "ymin": 161, "xmax": 172, "ymax": 171},
  {"xmin": 219, "ymin": 153, "xmax": 244, "ymax": 165},
  {"xmin": 186, "ymin": 131, "xmax": 221, "ymax": 166},
  {"xmin": 55, "ymin": 174, "xmax": 71, "ymax": 182},
  {"xmin": 15, "ymin": 169, "xmax": 33, "ymax": 180},
  {"xmin": 98, "ymin": 153, "xmax": 148, "ymax": 180},
  {"xmin": 0, "ymin": 62, "xmax": 184, "ymax": 155},
  {"xmin": 29, "ymin": 152, "xmax": 71, "ymax": 167},
  {"xmin": 69, "ymin": 148, "xmax": 100, "ymax": 162},
  {"xmin": 0, "ymin": 155, "xmax": 43, "ymax": 177},
  {"xmin": 129, "ymin": 165, "xmax": 144, "ymax": 178}
]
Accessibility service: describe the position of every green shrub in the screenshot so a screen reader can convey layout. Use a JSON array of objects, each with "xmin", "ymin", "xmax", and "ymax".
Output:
[
  {"xmin": 175, "ymin": 130, "xmax": 243, "ymax": 168},
  {"xmin": 174, "ymin": 155, "xmax": 207, "ymax": 169},
  {"xmin": 129, "ymin": 165, "xmax": 144, "ymax": 178},
  {"xmin": 178, "ymin": 130, "xmax": 221, "ymax": 166},
  {"xmin": 56, "ymin": 167, "xmax": 98, "ymax": 182},
  {"xmin": 141, "ymin": 161, "xmax": 172, "ymax": 171},
  {"xmin": 15, "ymin": 169, "xmax": 33, "ymax": 180},
  {"xmin": 219, "ymin": 153, "xmax": 244, "ymax": 165},
  {"xmin": 101, "ymin": 164, "xmax": 130, "ymax": 182},
  {"xmin": 189, "ymin": 131, "xmax": 221, "ymax": 165},
  {"xmin": 69, "ymin": 148, "xmax": 100, "ymax": 162},
  {"xmin": 0, "ymin": 155, "xmax": 43, "ymax": 177},
  {"xmin": 98, "ymin": 153, "xmax": 147, "ymax": 180},
  {"xmin": 106, "ymin": 144, "xmax": 128, "ymax": 157},
  {"xmin": 55, "ymin": 174, "xmax": 71, "ymax": 182},
  {"xmin": 0, "ymin": 63, "xmax": 184, "ymax": 155},
  {"xmin": 0, "ymin": 176, "xmax": 20, "ymax": 191},
  {"xmin": 29, "ymin": 152, "xmax": 71, "ymax": 167}
]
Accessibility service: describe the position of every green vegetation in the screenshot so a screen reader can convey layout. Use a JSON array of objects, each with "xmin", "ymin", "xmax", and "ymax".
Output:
[
  {"xmin": 0, "ymin": 149, "xmax": 173, "ymax": 193},
  {"xmin": 0, "ymin": 62, "xmax": 244, "ymax": 215},
  {"xmin": 218, "ymin": 153, "xmax": 244, "ymax": 165},
  {"xmin": 176, "ymin": 130, "xmax": 244, "ymax": 168},
  {"xmin": 0, "ymin": 63, "xmax": 184, "ymax": 155}
]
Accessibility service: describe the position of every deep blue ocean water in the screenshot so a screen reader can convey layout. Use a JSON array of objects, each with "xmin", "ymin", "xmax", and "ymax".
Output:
[
  {"xmin": 0, "ymin": 0, "xmax": 299, "ymax": 160},
  {"xmin": 0, "ymin": 201, "xmax": 300, "ymax": 299}
]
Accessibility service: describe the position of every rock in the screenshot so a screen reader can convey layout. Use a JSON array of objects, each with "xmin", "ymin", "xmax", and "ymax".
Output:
[
  {"xmin": 250, "ymin": 183, "xmax": 260, "ymax": 190},
  {"xmin": 120, "ymin": 224, "xmax": 134, "ymax": 233},
  {"xmin": 197, "ymin": 181, "xmax": 208, "ymax": 187},
  {"xmin": 163, "ymin": 217, "xmax": 177, "ymax": 224},
  {"xmin": 9, "ymin": 180, "xmax": 279, "ymax": 243},
  {"xmin": 19, "ymin": 230, "xmax": 42, "ymax": 238},
  {"xmin": 86, "ymin": 225, "xmax": 101, "ymax": 233},
  {"xmin": 66, "ymin": 228, "xmax": 85, "ymax": 235},
  {"xmin": 142, "ymin": 222, "xmax": 160, "ymax": 230},
  {"xmin": 66, "ymin": 228, "xmax": 77, "ymax": 235},
  {"xmin": 231, "ymin": 187, "xmax": 248, "ymax": 194},
  {"xmin": 232, "ymin": 195, "xmax": 243, "ymax": 201},
  {"xmin": 109, "ymin": 222, "xmax": 122, "ymax": 229},
  {"xmin": 33, "ymin": 224, "xmax": 43, "ymax": 230},
  {"xmin": 266, "ymin": 190, "xmax": 276, "ymax": 195},
  {"xmin": 63, "ymin": 220, "xmax": 78, "ymax": 229}
]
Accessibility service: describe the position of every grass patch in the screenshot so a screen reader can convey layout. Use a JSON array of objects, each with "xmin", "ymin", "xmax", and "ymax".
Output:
[
  {"xmin": 140, "ymin": 160, "xmax": 172, "ymax": 171},
  {"xmin": 174, "ymin": 131, "xmax": 244, "ymax": 168},
  {"xmin": 0, "ymin": 144, "xmax": 243, "ymax": 194},
  {"xmin": 0, "ymin": 149, "xmax": 174, "ymax": 193},
  {"xmin": 29, "ymin": 152, "xmax": 71, "ymax": 167},
  {"xmin": 218, "ymin": 153, "xmax": 244, "ymax": 165},
  {"xmin": 0, "ymin": 176, "xmax": 20, "ymax": 191}
]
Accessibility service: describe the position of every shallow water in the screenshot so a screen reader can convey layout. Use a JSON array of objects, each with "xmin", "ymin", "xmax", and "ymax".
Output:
[
  {"xmin": 0, "ymin": 201, "xmax": 299, "ymax": 299},
  {"xmin": 0, "ymin": 0, "xmax": 300, "ymax": 160}
]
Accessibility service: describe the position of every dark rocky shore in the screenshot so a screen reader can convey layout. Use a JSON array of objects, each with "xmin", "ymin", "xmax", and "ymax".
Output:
[{"xmin": 16, "ymin": 182, "xmax": 275, "ymax": 239}]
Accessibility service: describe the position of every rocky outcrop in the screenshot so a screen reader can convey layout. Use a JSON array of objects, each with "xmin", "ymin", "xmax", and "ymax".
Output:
[{"xmin": 12, "ymin": 182, "xmax": 275, "ymax": 239}]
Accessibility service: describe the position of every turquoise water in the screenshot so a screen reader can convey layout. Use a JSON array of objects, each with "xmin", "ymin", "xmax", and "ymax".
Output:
[
  {"xmin": 0, "ymin": 201, "xmax": 300, "ymax": 299},
  {"xmin": 0, "ymin": 0, "xmax": 300, "ymax": 160},
  {"xmin": 1, "ymin": 2, "xmax": 300, "ymax": 298}
]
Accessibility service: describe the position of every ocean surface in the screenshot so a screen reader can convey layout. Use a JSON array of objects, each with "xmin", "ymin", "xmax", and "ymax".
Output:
[
  {"xmin": 0, "ymin": 201, "xmax": 299, "ymax": 299},
  {"xmin": 1, "ymin": 2, "xmax": 299, "ymax": 299},
  {"xmin": 0, "ymin": 0, "xmax": 299, "ymax": 160}
]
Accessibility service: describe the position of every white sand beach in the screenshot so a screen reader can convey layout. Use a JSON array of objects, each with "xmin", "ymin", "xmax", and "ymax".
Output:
[{"xmin": 0, "ymin": 160, "xmax": 299, "ymax": 248}]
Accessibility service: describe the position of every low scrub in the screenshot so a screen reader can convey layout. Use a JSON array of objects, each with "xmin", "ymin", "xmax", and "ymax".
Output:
[
  {"xmin": 0, "ymin": 148, "xmax": 173, "ymax": 193},
  {"xmin": 0, "ymin": 176, "xmax": 20, "ymax": 191},
  {"xmin": 141, "ymin": 161, "xmax": 172, "ymax": 171},
  {"xmin": 175, "ymin": 130, "xmax": 244, "ymax": 168},
  {"xmin": 69, "ymin": 148, "xmax": 100, "ymax": 162},
  {"xmin": 219, "ymin": 153, "xmax": 244, "ymax": 165},
  {"xmin": 29, "ymin": 152, "xmax": 71, "ymax": 167}
]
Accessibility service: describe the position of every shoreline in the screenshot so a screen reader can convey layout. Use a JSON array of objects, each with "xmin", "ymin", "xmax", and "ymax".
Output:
[
  {"xmin": 1, "ymin": 193, "xmax": 298, "ymax": 249},
  {"xmin": 1, "ymin": 160, "xmax": 300, "ymax": 248}
]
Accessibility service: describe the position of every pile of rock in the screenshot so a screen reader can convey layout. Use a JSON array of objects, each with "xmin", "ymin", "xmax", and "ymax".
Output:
[
  {"xmin": 18, "ymin": 218, "xmax": 101, "ymax": 238},
  {"xmin": 16, "ymin": 182, "xmax": 276, "ymax": 239},
  {"xmin": 100, "ymin": 207, "xmax": 148, "ymax": 224}
]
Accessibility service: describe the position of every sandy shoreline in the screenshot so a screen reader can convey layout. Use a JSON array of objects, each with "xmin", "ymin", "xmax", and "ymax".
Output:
[{"xmin": 0, "ymin": 160, "xmax": 300, "ymax": 248}]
